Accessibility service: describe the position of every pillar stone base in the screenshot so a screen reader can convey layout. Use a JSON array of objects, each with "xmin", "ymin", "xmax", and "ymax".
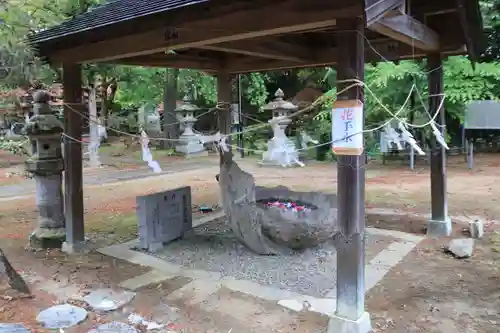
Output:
[
  {"xmin": 427, "ymin": 217, "xmax": 452, "ymax": 238},
  {"xmin": 175, "ymin": 136, "xmax": 208, "ymax": 158},
  {"xmin": 29, "ymin": 227, "xmax": 66, "ymax": 249},
  {"xmin": 61, "ymin": 240, "xmax": 91, "ymax": 254},
  {"xmin": 327, "ymin": 311, "xmax": 371, "ymax": 333}
]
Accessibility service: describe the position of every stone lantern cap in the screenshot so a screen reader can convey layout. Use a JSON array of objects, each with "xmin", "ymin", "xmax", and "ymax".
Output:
[
  {"xmin": 33, "ymin": 90, "xmax": 50, "ymax": 103},
  {"xmin": 262, "ymin": 89, "xmax": 298, "ymax": 112},
  {"xmin": 175, "ymin": 94, "xmax": 201, "ymax": 113},
  {"xmin": 23, "ymin": 90, "xmax": 63, "ymax": 136}
]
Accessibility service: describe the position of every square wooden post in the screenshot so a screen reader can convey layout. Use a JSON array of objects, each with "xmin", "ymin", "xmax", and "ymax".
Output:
[
  {"xmin": 216, "ymin": 72, "xmax": 233, "ymax": 163},
  {"xmin": 328, "ymin": 18, "xmax": 371, "ymax": 333},
  {"xmin": 61, "ymin": 63, "xmax": 86, "ymax": 253},
  {"xmin": 426, "ymin": 53, "xmax": 451, "ymax": 236}
]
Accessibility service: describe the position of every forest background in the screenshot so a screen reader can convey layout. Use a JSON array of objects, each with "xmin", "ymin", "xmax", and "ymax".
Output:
[{"xmin": 2, "ymin": 0, "xmax": 500, "ymax": 159}]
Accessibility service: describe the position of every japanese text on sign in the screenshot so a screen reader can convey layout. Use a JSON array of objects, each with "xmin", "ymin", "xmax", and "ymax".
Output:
[
  {"xmin": 341, "ymin": 108, "xmax": 353, "ymax": 142},
  {"xmin": 331, "ymin": 100, "xmax": 364, "ymax": 155}
]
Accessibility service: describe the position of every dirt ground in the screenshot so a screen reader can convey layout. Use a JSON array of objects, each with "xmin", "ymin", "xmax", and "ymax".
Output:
[{"xmin": 1, "ymin": 152, "xmax": 500, "ymax": 332}]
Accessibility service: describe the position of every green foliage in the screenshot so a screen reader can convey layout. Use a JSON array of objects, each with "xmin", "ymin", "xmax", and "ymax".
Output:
[
  {"xmin": 114, "ymin": 67, "xmax": 165, "ymax": 108},
  {"xmin": 444, "ymin": 56, "xmax": 500, "ymax": 122},
  {"xmin": 312, "ymin": 56, "xmax": 500, "ymax": 143},
  {"xmin": 483, "ymin": 0, "xmax": 500, "ymax": 60},
  {"xmin": 2, "ymin": 0, "xmax": 500, "ymax": 160},
  {"xmin": 242, "ymin": 73, "xmax": 269, "ymax": 107}
]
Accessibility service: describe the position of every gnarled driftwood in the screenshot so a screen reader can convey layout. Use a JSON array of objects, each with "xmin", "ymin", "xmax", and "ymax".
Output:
[{"xmin": 0, "ymin": 248, "xmax": 30, "ymax": 294}]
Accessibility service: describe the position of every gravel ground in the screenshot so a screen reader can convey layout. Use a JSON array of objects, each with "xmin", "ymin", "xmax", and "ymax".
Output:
[{"xmin": 147, "ymin": 218, "xmax": 396, "ymax": 297}]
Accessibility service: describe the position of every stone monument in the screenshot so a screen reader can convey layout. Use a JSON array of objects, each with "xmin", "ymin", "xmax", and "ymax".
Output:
[
  {"xmin": 138, "ymin": 103, "xmax": 162, "ymax": 136},
  {"xmin": 260, "ymin": 89, "xmax": 302, "ymax": 167},
  {"xmin": 174, "ymin": 95, "xmax": 207, "ymax": 157},
  {"xmin": 137, "ymin": 186, "xmax": 193, "ymax": 252},
  {"xmin": 23, "ymin": 90, "xmax": 66, "ymax": 248}
]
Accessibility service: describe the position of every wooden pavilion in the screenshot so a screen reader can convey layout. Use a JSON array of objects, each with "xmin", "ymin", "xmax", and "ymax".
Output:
[{"xmin": 27, "ymin": 0, "xmax": 484, "ymax": 331}]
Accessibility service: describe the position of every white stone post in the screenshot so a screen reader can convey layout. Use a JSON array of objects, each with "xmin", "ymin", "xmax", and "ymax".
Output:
[{"xmin": 87, "ymin": 88, "xmax": 101, "ymax": 168}]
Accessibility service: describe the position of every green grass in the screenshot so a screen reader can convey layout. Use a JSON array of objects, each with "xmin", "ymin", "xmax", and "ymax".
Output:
[
  {"xmin": 490, "ymin": 231, "xmax": 500, "ymax": 253},
  {"xmin": 129, "ymin": 147, "xmax": 177, "ymax": 160},
  {"xmin": 87, "ymin": 212, "xmax": 138, "ymax": 243}
]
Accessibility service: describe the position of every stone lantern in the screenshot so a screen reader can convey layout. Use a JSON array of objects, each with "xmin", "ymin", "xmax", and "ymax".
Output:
[
  {"xmin": 174, "ymin": 95, "xmax": 207, "ymax": 157},
  {"xmin": 260, "ymin": 89, "xmax": 302, "ymax": 167},
  {"xmin": 19, "ymin": 92, "xmax": 33, "ymax": 123},
  {"xmin": 23, "ymin": 90, "xmax": 65, "ymax": 249}
]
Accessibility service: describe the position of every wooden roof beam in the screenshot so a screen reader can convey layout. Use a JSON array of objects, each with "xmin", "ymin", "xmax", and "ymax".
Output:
[
  {"xmin": 365, "ymin": 0, "xmax": 406, "ymax": 26},
  {"xmin": 197, "ymin": 40, "xmax": 311, "ymax": 63},
  {"xmin": 105, "ymin": 38, "xmax": 402, "ymax": 73},
  {"xmin": 49, "ymin": 1, "xmax": 361, "ymax": 64},
  {"xmin": 109, "ymin": 54, "xmax": 223, "ymax": 72},
  {"xmin": 368, "ymin": 12, "xmax": 440, "ymax": 51},
  {"xmin": 226, "ymin": 39, "xmax": 401, "ymax": 73}
]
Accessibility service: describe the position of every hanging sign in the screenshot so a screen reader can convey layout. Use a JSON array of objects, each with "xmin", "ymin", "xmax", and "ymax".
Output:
[{"xmin": 331, "ymin": 100, "xmax": 364, "ymax": 155}]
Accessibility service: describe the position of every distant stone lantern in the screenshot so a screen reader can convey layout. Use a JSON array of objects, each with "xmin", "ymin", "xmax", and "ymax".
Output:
[
  {"xmin": 20, "ymin": 92, "xmax": 32, "ymax": 123},
  {"xmin": 174, "ymin": 95, "xmax": 207, "ymax": 157},
  {"xmin": 23, "ymin": 90, "xmax": 65, "ymax": 249},
  {"xmin": 260, "ymin": 89, "xmax": 302, "ymax": 167}
]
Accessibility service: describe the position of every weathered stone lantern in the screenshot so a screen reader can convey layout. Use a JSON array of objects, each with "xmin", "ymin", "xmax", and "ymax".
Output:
[
  {"xmin": 23, "ymin": 90, "xmax": 65, "ymax": 249},
  {"xmin": 260, "ymin": 89, "xmax": 302, "ymax": 167},
  {"xmin": 174, "ymin": 95, "xmax": 207, "ymax": 157}
]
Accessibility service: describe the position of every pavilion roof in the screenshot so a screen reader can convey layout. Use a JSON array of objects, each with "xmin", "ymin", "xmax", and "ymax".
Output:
[
  {"xmin": 29, "ymin": 0, "xmax": 207, "ymax": 44},
  {"xmin": 27, "ymin": 0, "xmax": 485, "ymax": 73}
]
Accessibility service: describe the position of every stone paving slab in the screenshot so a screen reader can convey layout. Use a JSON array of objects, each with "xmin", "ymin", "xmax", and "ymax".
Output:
[{"xmin": 0, "ymin": 324, "xmax": 30, "ymax": 333}]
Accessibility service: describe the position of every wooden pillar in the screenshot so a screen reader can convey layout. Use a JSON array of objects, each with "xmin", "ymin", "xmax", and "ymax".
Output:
[
  {"xmin": 426, "ymin": 53, "xmax": 451, "ymax": 236},
  {"xmin": 163, "ymin": 68, "xmax": 179, "ymax": 149},
  {"xmin": 62, "ymin": 63, "xmax": 85, "ymax": 253},
  {"xmin": 328, "ymin": 18, "xmax": 371, "ymax": 333},
  {"xmin": 216, "ymin": 72, "xmax": 233, "ymax": 163}
]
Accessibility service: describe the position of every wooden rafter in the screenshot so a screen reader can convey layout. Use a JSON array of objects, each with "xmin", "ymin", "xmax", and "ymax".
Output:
[
  {"xmin": 368, "ymin": 12, "xmax": 440, "ymax": 51},
  {"xmin": 50, "ymin": 1, "xmax": 362, "ymax": 64},
  {"xmin": 412, "ymin": 0, "xmax": 458, "ymax": 15},
  {"xmin": 110, "ymin": 54, "xmax": 223, "ymax": 72},
  {"xmin": 225, "ymin": 49, "xmax": 338, "ymax": 73},
  {"xmin": 197, "ymin": 40, "xmax": 311, "ymax": 63}
]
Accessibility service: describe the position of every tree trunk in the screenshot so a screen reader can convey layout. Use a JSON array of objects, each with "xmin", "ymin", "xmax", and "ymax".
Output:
[
  {"xmin": 163, "ymin": 68, "xmax": 179, "ymax": 149},
  {"xmin": 99, "ymin": 79, "xmax": 117, "ymax": 141}
]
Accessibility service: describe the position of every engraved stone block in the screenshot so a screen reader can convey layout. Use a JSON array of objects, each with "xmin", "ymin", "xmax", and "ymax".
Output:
[{"xmin": 137, "ymin": 186, "xmax": 192, "ymax": 252}]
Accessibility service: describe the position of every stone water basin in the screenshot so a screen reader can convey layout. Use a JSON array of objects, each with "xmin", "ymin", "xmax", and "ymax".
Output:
[{"xmin": 255, "ymin": 186, "xmax": 338, "ymax": 250}]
